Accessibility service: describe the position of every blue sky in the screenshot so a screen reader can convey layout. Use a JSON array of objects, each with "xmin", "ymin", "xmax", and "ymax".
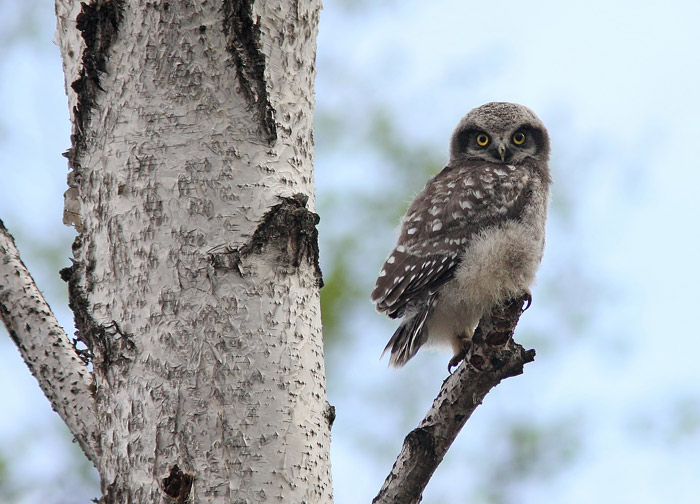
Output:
[
  {"xmin": 1, "ymin": 1, "xmax": 700, "ymax": 503},
  {"xmin": 318, "ymin": 2, "xmax": 700, "ymax": 502}
]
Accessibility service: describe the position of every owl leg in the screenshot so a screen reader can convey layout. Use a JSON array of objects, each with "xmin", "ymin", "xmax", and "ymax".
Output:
[{"xmin": 447, "ymin": 332, "xmax": 472, "ymax": 373}]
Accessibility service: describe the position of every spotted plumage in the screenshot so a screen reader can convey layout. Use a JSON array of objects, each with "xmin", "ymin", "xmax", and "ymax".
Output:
[{"xmin": 371, "ymin": 102, "xmax": 551, "ymax": 368}]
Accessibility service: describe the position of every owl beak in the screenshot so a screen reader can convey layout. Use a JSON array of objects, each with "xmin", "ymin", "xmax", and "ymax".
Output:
[{"xmin": 497, "ymin": 143, "xmax": 507, "ymax": 162}]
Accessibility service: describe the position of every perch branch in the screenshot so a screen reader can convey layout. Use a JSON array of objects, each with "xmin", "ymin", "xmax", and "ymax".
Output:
[
  {"xmin": 0, "ymin": 219, "xmax": 98, "ymax": 464},
  {"xmin": 373, "ymin": 294, "xmax": 535, "ymax": 504}
]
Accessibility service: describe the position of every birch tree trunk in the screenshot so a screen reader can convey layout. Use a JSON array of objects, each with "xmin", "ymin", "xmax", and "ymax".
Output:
[{"xmin": 2, "ymin": 0, "xmax": 333, "ymax": 502}]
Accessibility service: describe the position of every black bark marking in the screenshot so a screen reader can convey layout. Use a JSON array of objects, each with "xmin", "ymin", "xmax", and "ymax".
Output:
[
  {"xmin": 162, "ymin": 465, "xmax": 194, "ymax": 503},
  {"xmin": 211, "ymin": 193, "xmax": 324, "ymax": 287},
  {"xmin": 61, "ymin": 261, "xmax": 136, "ymax": 373},
  {"xmin": 63, "ymin": 1, "xmax": 123, "ymax": 234},
  {"xmin": 324, "ymin": 402, "xmax": 336, "ymax": 429},
  {"xmin": 60, "ymin": 261, "xmax": 96, "ymax": 364},
  {"xmin": 222, "ymin": 0, "xmax": 277, "ymax": 144},
  {"xmin": 100, "ymin": 478, "xmax": 126, "ymax": 504},
  {"xmin": 405, "ymin": 427, "xmax": 437, "ymax": 466},
  {"xmin": 373, "ymin": 427, "xmax": 439, "ymax": 504},
  {"xmin": 65, "ymin": 0, "xmax": 124, "ymax": 167}
]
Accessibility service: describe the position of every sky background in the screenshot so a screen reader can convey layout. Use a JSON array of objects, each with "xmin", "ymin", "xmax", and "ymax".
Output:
[{"xmin": 1, "ymin": 1, "xmax": 700, "ymax": 503}]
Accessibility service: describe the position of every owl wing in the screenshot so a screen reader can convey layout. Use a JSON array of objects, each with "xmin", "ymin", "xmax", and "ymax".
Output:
[{"xmin": 371, "ymin": 161, "xmax": 531, "ymax": 318}]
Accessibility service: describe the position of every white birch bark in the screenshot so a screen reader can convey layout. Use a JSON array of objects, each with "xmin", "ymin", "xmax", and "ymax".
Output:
[
  {"xmin": 0, "ymin": 221, "xmax": 98, "ymax": 464},
  {"xmin": 9, "ymin": 0, "xmax": 334, "ymax": 501}
]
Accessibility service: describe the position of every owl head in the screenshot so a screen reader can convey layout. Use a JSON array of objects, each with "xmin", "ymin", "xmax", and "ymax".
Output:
[{"xmin": 449, "ymin": 102, "xmax": 550, "ymax": 166}]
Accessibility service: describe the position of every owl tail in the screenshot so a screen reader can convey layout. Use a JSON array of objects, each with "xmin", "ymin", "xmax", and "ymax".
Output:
[{"xmin": 381, "ymin": 302, "xmax": 433, "ymax": 367}]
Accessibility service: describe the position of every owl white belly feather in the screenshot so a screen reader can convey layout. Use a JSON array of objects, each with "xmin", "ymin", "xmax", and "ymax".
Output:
[{"xmin": 425, "ymin": 218, "xmax": 545, "ymax": 353}]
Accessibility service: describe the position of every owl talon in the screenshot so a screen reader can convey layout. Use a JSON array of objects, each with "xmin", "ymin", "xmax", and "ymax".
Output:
[
  {"xmin": 521, "ymin": 292, "xmax": 532, "ymax": 311},
  {"xmin": 447, "ymin": 352, "xmax": 465, "ymax": 374},
  {"xmin": 447, "ymin": 338, "xmax": 472, "ymax": 373}
]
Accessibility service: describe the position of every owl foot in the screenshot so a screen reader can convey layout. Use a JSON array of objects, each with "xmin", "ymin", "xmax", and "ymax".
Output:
[
  {"xmin": 447, "ymin": 352, "xmax": 464, "ymax": 374},
  {"xmin": 447, "ymin": 339, "xmax": 473, "ymax": 374}
]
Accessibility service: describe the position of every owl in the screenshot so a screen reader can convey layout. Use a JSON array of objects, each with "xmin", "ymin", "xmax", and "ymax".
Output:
[{"xmin": 371, "ymin": 102, "xmax": 551, "ymax": 369}]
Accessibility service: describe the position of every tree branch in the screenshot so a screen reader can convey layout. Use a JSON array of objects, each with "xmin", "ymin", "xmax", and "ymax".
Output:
[
  {"xmin": 373, "ymin": 294, "xmax": 536, "ymax": 504},
  {"xmin": 0, "ymin": 219, "xmax": 99, "ymax": 465}
]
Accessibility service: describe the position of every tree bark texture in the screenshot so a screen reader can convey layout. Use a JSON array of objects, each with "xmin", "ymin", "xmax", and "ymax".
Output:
[
  {"xmin": 0, "ymin": 220, "xmax": 98, "ymax": 464},
  {"xmin": 373, "ymin": 294, "xmax": 536, "ymax": 504},
  {"xmin": 44, "ymin": 0, "xmax": 333, "ymax": 502}
]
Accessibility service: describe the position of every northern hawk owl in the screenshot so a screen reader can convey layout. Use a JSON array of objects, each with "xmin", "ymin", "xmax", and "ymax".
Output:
[{"xmin": 371, "ymin": 102, "xmax": 551, "ymax": 369}]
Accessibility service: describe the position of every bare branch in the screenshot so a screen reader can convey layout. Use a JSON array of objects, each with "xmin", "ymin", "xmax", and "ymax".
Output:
[
  {"xmin": 0, "ymin": 219, "xmax": 98, "ymax": 465},
  {"xmin": 373, "ymin": 294, "xmax": 536, "ymax": 504}
]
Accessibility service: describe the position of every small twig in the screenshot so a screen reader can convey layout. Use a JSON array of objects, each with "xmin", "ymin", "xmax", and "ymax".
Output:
[
  {"xmin": 0, "ymin": 219, "xmax": 98, "ymax": 465},
  {"xmin": 373, "ymin": 294, "xmax": 535, "ymax": 504}
]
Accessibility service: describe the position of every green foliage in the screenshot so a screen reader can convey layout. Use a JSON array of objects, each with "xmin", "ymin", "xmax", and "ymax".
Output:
[{"xmin": 320, "ymin": 236, "xmax": 364, "ymax": 345}]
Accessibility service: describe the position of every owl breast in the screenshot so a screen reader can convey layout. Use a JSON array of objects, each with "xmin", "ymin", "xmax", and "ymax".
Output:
[{"xmin": 424, "ymin": 183, "xmax": 547, "ymax": 352}]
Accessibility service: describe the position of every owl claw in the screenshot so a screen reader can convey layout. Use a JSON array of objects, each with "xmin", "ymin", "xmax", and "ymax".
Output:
[
  {"xmin": 521, "ymin": 292, "xmax": 532, "ymax": 311},
  {"xmin": 447, "ymin": 352, "xmax": 465, "ymax": 374},
  {"xmin": 447, "ymin": 338, "xmax": 472, "ymax": 373}
]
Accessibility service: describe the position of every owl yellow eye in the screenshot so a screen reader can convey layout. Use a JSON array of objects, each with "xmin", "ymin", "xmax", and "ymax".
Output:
[
  {"xmin": 476, "ymin": 133, "xmax": 489, "ymax": 147},
  {"xmin": 512, "ymin": 132, "xmax": 526, "ymax": 145}
]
